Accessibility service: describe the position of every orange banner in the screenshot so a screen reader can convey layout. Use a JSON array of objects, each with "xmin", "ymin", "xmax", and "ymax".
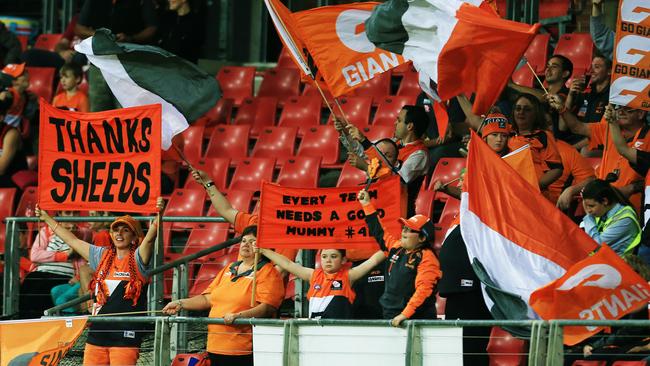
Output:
[
  {"xmin": 0, "ymin": 316, "xmax": 87, "ymax": 366},
  {"xmin": 530, "ymin": 245, "xmax": 650, "ymax": 346},
  {"xmin": 609, "ymin": 0, "xmax": 650, "ymax": 111},
  {"xmin": 257, "ymin": 175, "xmax": 402, "ymax": 249},
  {"xmin": 38, "ymin": 100, "xmax": 161, "ymax": 213}
]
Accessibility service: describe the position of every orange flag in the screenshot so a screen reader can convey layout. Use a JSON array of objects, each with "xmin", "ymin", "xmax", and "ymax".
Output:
[
  {"xmin": 0, "ymin": 316, "xmax": 87, "ymax": 366},
  {"xmin": 502, "ymin": 144, "xmax": 540, "ymax": 192},
  {"xmin": 530, "ymin": 244, "xmax": 650, "ymax": 345}
]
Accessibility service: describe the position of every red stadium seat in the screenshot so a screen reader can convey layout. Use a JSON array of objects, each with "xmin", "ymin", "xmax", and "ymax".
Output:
[
  {"xmin": 193, "ymin": 98, "xmax": 234, "ymax": 136},
  {"xmin": 163, "ymin": 188, "xmax": 206, "ymax": 231},
  {"xmin": 209, "ymin": 189, "xmax": 254, "ymax": 213},
  {"xmin": 554, "ymin": 33, "xmax": 595, "ymax": 77},
  {"xmin": 611, "ymin": 362, "xmax": 648, "ymax": 366},
  {"xmin": 183, "ymin": 158, "xmax": 230, "ymax": 192},
  {"xmin": 278, "ymin": 96, "xmax": 322, "ymax": 136},
  {"xmin": 296, "ymin": 126, "xmax": 342, "ymax": 168},
  {"xmin": 571, "ymin": 362, "xmax": 606, "ymax": 366},
  {"xmin": 525, "ymin": 33, "xmax": 550, "ymax": 75},
  {"xmin": 327, "ymin": 97, "xmax": 372, "ymax": 128},
  {"xmin": 372, "ymin": 96, "xmax": 416, "ymax": 126},
  {"xmin": 349, "ymin": 70, "xmax": 392, "ymax": 105},
  {"xmin": 337, "ymin": 163, "xmax": 367, "ymax": 187},
  {"xmin": 216, "ymin": 66, "xmax": 256, "ymax": 106},
  {"xmin": 391, "ymin": 61, "xmax": 414, "ymax": 76},
  {"xmin": 276, "ymin": 157, "xmax": 321, "ymax": 188},
  {"xmin": 232, "ymin": 97, "xmax": 278, "ymax": 138},
  {"xmin": 251, "ymin": 127, "xmax": 298, "ymax": 165},
  {"xmin": 302, "ymin": 82, "xmax": 334, "ymax": 105},
  {"xmin": 34, "ymin": 33, "xmax": 63, "ymax": 51},
  {"xmin": 511, "ymin": 67, "xmax": 535, "ymax": 88},
  {"xmin": 161, "ymin": 125, "xmax": 204, "ymax": 166},
  {"xmin": 181, "ymin": 222, "xmax": 230, "ymax": 262},
  {"xmin": 257, "ymin": 68, "xmax": 300, "ymax": 105},
  {"xmin": 16, "ymin": 187, "xmax": 38, "ymax": 247},
  {"xmin": 429, "ymin": 158, "xmax": 466, "ymax": 193},
  {"xmin": 397, "ymin": 68, "xmax": 421, "ymax": 97},
  {"xmin": 276, "ymin": 47, "xmax": 298, "ymax": 69},
  {"xmin": 189, "ymin": 253, "xmax": 239, "ymax": 296},
  {"xmin": 26, "ymin": 67, "xmax": 56, "ymax": 102},
  {"xmin": 171, "ymin": 353, "xmax": 209, "ymax": 366},
  {"xmin": 487, "ymin": 327, "xmax": 527, "ymax": 366},
  {"xmin": 204, "ymin": 125, "xmax": 250, "ymax": 165},
  {"xmin": 539, "ymin": 0, "xmax": 570, "ymax": 19},
  {"xmin": 0, "ymin": 188, "xmax": 17, "ymax": 253},
  {"xmin": 415, "ymin": 189, "xmax": 436, "ymax": 218},
  {"xmin": 438, "ymin": 198, "xmax": 460, "ymax": 225},
  {"xmin": 229, "ymin": 158, "xmax": 276, "ymax": 191},
  {"xmin": 360, "ymin": 125, "xmax": 394, "ymax": 143}
]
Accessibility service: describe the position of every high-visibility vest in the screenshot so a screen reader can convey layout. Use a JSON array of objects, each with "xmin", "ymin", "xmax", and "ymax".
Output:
[{"xmin": 596, "ymin": 205, "xmax": 641, "ymax": 254}]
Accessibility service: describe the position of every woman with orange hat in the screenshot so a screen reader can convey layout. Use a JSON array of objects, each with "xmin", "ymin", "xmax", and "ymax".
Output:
[
  {"xmin": 357, "ymin": 189, "xmax": 441, "ymax": 327},
  {"xmin": 34, "ymin": 198, "xmax": 163, "ymax": 366}
]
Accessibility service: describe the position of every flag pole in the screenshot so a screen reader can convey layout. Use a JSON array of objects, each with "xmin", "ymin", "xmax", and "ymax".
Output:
[
  {"xmin": 526, "ymin": 61, "xmax": 548, "ymax": 95},
  {"xmin": 172, "ymin": 142, "xmax": 195, "ymax": 171}
]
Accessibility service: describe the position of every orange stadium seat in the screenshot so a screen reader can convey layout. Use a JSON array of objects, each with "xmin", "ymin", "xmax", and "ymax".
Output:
[
  {"xmin": 296, "ymin": 126, "xmax": 342, "ymax": 168},
  {"xmin": 193, "ymin": 98, "xmax": 234, "ymax": 136},
  {"xmin": 276, "ymin": 47, "xmax": 298, "ymax": 69},
  {"xmin": 554, "ymin": 33, "xmax": 594, "ymax": 77},
  {"xmin": 397, "ymin": 68, "xmax": 421, "ymax": 97},
  {"xmin": 216, "ymin": 66, "xmax": 256, "ymax": 106},
  {"xmin": 372, "ymin": 96, "xmax": 417, "ymax": 126},
  {"xmin": 487, "ymin": 327, "xmax": 527, "ymax": 366},
  {"xmin": 337, "ymin": 163, "xmax": 367, "ymax": 187},
  {"xmin": 183, "ymin": 158, "xmax": 230, "ymax": 192},
  {"xmin": 327, "ymin": 96, "xmax": 372, "ymax": 128},
  {"xmin": 257, "ymin": 68, "xmax": 301, "ymax": 105},
  {"xmin": 34, "ymin": 33, "xmax": 63, "ymax": 51},
  {"xmin": 276, "ymin": 157, "xmax": 321, "ymax": 188},
  {"xmin": 0, "ymin": 188, "xmax": 18, "ymax": 253},
  {"xmin": 161, "ymin": 125, "xmax": 204, "ymax": 166},
  {"xmin": 350, "ymin": 70, "xmax": 392, "ymax": 106},
  {"xmin": 229, "ymin": 158, "xmax": 276, "ymax": 191},
  {"xmin": 361, "ymin": 125, "xmax": 394, "ymax": 143},
  {"xmin": 26, "ymin": 66, "xmax": 56, "ymax": 102},
  {"xmin": 232, "ymin": 97, "xmax": 278, "ymax": 138},
  {"xmin": 278, "ymin": 96, "xmax": 322, "ymax": 136},
  {"xmin": 251, "ymin": 127, "xmax": 298, "ymax": 165},
  {"xmin": 204, "ymin": 125, "xmax": 250, "ymax": 165}
]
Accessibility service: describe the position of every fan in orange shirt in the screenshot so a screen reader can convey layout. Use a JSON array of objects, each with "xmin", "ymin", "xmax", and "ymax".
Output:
[{"xmin": 52, "ymin": 63, "xmax": 89, "ymax": 113}]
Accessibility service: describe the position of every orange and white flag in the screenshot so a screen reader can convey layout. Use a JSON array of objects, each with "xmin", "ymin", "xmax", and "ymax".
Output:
[
  {"xmin": 609, "ymin": 0, "xmax": 650, "ymax": 111},
  {"xmin": 530, "ymin": 244, "xmax": 650, "ymax": 345},
  {"xmin": 0, "ymin": 316, "xmax": 87, "ymax": 366},
  {"xmin": 502, "ymin": 144, "xmax": 539, "ymax": 193}
]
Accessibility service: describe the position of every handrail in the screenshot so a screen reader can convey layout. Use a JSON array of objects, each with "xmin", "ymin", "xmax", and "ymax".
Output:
[{"xmin": 5, "ymin": 216, "xmax": 229, "ymax": 222}]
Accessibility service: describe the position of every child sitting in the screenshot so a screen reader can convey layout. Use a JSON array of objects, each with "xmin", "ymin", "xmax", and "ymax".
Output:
[
  {"xmin": 1, "ymin": 63, "xmax": 30, "ymax": 128},
  {"xmin": 52, "ymin": 62, "xmax": 88, "ymax": 112},
  {"xmin": 259, "ymin": 247, "xmax": 385, "ymax": 319}
]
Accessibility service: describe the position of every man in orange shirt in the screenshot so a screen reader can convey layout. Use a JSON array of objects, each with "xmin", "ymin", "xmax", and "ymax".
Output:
[
  {"xmin": 551, "ymin": 140, "xmax": 596, "ymax": 211},
  {"xmin": 548, "ymin": 95, "xmax": 649, "ymax": 211}
]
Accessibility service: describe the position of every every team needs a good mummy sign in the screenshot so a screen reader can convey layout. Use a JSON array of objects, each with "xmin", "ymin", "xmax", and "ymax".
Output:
[
  {"xmin": 257, "ymin": 175, "xmax": 402, "ymax": 249},
  {"xmin": 38, "ymin": 100, "xmax": 161, "ymax": 212}
]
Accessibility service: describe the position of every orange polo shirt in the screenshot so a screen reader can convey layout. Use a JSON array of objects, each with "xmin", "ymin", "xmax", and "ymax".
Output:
[
  {"xmin": 203, "ymin": 260, "xmax": 284, "ymax": 355},
  {"xmin": 52, "ymin": 90, "xmax": 89, "ymax": 112},
  {"xmin": 234, "ymin": 211, "xmax": 298, "ymax": 261},
  {"xmin": 588, "ymin": 118, "xmax": 650, "ymax": 211},
  {"xmin": 547, "ymin": 140, "xmax": 596, "ymax": 202}
]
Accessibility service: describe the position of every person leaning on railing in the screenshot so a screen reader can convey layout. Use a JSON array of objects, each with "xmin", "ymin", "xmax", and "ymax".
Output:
[
  {"xmin": 34, "ymin": 198, "xmax": 163, "ymax": 366},
  {"xmin": 162, "ymin": 225, "xmax": 284, "ymax": 366}
]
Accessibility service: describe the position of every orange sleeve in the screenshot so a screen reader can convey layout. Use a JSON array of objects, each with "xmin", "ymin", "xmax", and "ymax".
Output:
[
  {"xmin": 401, "ymin": 250, "xmax": 442, "ymax": 318},
  {"xmin": 588, "ymin": 120, "xmax": 606, "ymax": 150},
  {"xmin": 570, "ymin": 149, "xmax": 596, "ymax": 184},
  {"xmin": 234, "ymin": 212, "xmax": 258, "ymax": 234},
  {"xmin": 254, "ymin": 264, "xmax": 285, "ymax": 308},
  {"xmin": 78, "ymin": 92, "xmax": 89, "ymax": 113},
  {"xmin": 542, "ymin": 132, "xmax": 562, "ymax": 166},
  {"xmin": 202, "ymin": 267, "xmax": 227, "ymax": 295}
]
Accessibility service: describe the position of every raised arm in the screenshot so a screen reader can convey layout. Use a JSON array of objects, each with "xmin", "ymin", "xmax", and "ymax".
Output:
[
  {"xmin": 507, "ymin": 80, "xmax": 546, "ymax": 101},
  {"xmin": 258, "ymin": 248, "xmax": 313, "ymax": 281},
  {"xmin": 192, "ymin": 169, "xmax": 239, "ymax": 224},
  {"xmin": 456, "ymin": 95, "xmax": 484, "ymax": 132},
  {"xmin": 547, "ymin": 94, "xmax": 592, "ymax": 138},
  {"xmin": 348, "ymin": 251, "xmax": 385, "ymax": 284},
  {"xmin": 0, "ymin": 128, "xmax": 20, "ymax": 175},
  {"xmin": 34, "ymin": 205, "xmax": 91, "ymax": 260},
  {"xmin": 138, "ymin": 197, "xmax": 164, "ymax": 266}
]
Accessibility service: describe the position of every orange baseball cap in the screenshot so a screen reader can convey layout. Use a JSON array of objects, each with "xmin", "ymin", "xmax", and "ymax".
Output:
[
  {"xmin": 398, "ymin": 214, "xmax": 430, "ymax": 232},
  {"xmin": 110, "ymin": 215, "xmax": 144, "ymax": 239},
  {"xmin": 2, "ymin": 63, "xmax": 25, "ymax": 78},
  {"xmin": 481, "ymin": 113, "xmax": 512, "ymax": 137}
]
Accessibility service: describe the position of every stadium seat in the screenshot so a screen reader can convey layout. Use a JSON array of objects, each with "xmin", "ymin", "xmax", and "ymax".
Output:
[
  {"xmin": 276, "ymin": 47, "xmax": 298, "ymax": 69},
  {"xmin": 209, "ymin": 189, "xmax": 254, "ymax": 213},
  {"xmin": 232, "ymin": 97, "xmax": 278, "ymax": 138},
  {"xmin": 302, "ymin": 81, "xmax": 335, "ymax": 105},
  {"xmin": 337, "ymin": 163, "xmax": 367, "ymax": 187},
  {"xmin": 554, "ymin": 33, "xmax": 594, "ymax": 77},
  {"xmin": 193, "ymin": 98, "xmax": 234, "ymax": 136},
  {"xmin": 415, "ymin": 189, "xmax": 436, "ymax": 218},
  {"xmin": 15, "ymin": 186, "xmax": 37, "ymax": 247},
  {"xmin": 278, "ymin": 96, "xmax": 322, "ymax": 136},
  {"xmin": 183, "ymin": 158, "xmax": 230, "ymax": 192},
  {"xmin": 179, "ymin": 222, "xmax": 231, "ymax": 262},
  {"xmin": 539, "ymin": 0, "xmax": 571, "ymax": 19},
  {"xmin": 438, "ymin": 198, "xmax": 460, "ymax": 225},
  {"xmin": 257, "ymin": 68, "xmax": 301, "ymax": 105},
  {"xmin": 349, "ymin": 70, "xmax": 392, "ymax": 106},
  {"xmin": 161, "ymin": 125, "xmax": 204, "ymax": 166},
  {"xmin": 216, "ymin": 66, "xmax": 256, "ymax": 106},
  {"xmin": 525, "ymin": 33, "xmax": 550, "ymax": 75},
  {"xmin": 26, "ymin": 67, "xmax": 56, "ymax": 102},
  {"xmin": 487, "ymin": 327, "xmax": 527, "ymax": 366},
  {"xmin": 511, "ymin": 67, "xmax": 535, "ymax": 88},
  {"xmin": 429, "ymin": 158, "xmax": 466, "ymax": 197},
  {"xmin": 326, "ymin": 97, "xmax": 372, "ymax": 128},
  {"xmin": 571, "ymin": 362, "xmax": 606, "ymax": 366},
  {"xmin": 204, "ymin": 125, "xmax": 250, "ymax": 165},
  {"xmin": 296, "ymin": 126, "xmax": 342, "ymax": 168},
  {"xmin": 229, "ymin": 158, "xmax": 276, "ymax": 191},
  {"xmin": 372, "ymin": 96, "xmax": 417, "ymax": 126},
  {"xmin": 0, "ymin": 188, "xmax": 17, "ymax": 253},
  {"xmin": 251, "ymin": 127, "xmax": 298, "ymax": 165},
  {"xmin": 361, "ymin": 125, "xmax": 394, "ymax": 143},
  {"xmin": 17, "ymin": 35, "xmax": 27, "ymax": 52},
  {"xmin": 171, "ymin": 353, "xmax": 209, "ymax": 366},
  {"xmin": 397, "ymin": 68, "xmax": 421, "ymax": 97},
  {"xmin": 611, "ymin": 362, "xmax": 648, "ymax": 366},
  {"xmin": 276, "ymin": 157, "xmax": 321, "ymax": 188},
  {"xmin": 34, "ymin": 33, "xmax": 63, "ymax": 51},
  {"xmin": 391, "ymin": 61, "xmax": 414, "ymax": 76},
  {"xmin": 189, "ymin": 253, "xmax": 239, "ymax": 296}
]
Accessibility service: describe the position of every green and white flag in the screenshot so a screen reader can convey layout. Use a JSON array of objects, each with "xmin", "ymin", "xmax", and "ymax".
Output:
[{"xmin": 75, "ymin": 28, "xmax": 220, "ymax": 150}]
